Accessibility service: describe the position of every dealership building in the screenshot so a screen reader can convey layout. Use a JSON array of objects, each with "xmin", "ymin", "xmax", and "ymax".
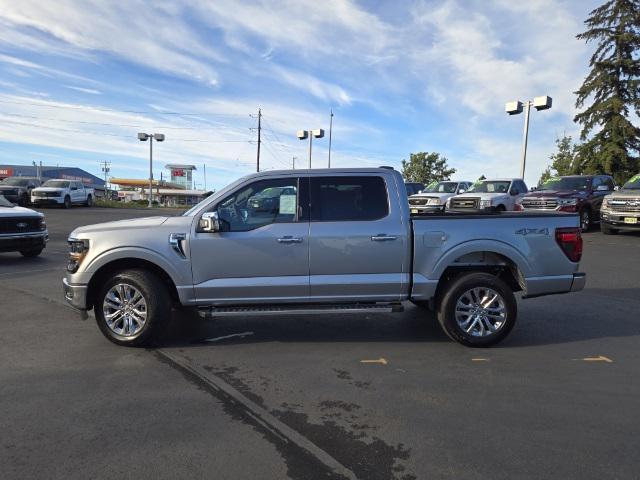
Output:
[{"xmin": 0, "ymin": 164, "xmax": 106, "ymax": 195}]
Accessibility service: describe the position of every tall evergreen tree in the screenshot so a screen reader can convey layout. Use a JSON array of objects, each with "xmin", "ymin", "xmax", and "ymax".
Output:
[
  {"xmin": 538, "ymin": 135, "xmax": 581, "ymax": 185},
  {"xmin": 574, "ymin": 0, "xmax": 640, "ymax": 184},
  {"xmin": 401, "ymin": 152, "xmax": 456, "ymax": 185}
]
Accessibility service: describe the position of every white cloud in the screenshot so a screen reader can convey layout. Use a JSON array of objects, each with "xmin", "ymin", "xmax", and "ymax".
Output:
[{"xmin": 64, "ymin": 85, "xmax": 101, "ymax": 95}]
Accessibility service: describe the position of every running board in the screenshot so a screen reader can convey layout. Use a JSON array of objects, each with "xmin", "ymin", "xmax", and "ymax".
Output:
[{"xmin": 199, "ymin": 303, "xmax": 403, "ymax": 318}]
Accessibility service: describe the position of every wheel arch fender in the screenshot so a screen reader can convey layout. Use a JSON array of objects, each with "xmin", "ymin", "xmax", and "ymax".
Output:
[
  {"xmin": 431, "ymin": 239, "xmax": 532, "ymax": 280},
  {"xmin": 84, "ymin": 247, "xmax": 189, "ymax": 309}
]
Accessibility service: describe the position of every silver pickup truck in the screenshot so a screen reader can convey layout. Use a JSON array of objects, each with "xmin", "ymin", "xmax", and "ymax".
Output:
[{"xmin": 63, "ymin": 168, "xmax": 585, "ymax": 347}]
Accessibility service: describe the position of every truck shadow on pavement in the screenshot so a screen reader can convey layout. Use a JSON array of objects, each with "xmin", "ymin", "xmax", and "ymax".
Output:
[
  {"xmin": 157, "ymin": 288, "xmax": 640, "ymax": 349},
  {"xmin": 159, "ymin": 304, "xmax": 451, "ymax": 348}
]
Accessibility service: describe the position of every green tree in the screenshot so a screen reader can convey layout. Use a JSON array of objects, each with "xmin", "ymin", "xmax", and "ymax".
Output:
[
  {"xmin": 538, "ymin": 135, "xmax": 581, "ymax": 185},
  {"xmin": 574, "ymin": 0, "xmax": 640, "ymax": 184},
  {"xmin": 401, "ymin": 152, "xmax": 456, "ymax": 185}
]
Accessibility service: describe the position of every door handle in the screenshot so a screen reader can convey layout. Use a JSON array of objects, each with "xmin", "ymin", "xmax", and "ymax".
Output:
[
  {"xmin": 277, "ymin": 236, "xmax": 303, "ymax": 244},
  {"xmin": 371, "ymin": 234, "xmax": 397, "ymax": 241}
]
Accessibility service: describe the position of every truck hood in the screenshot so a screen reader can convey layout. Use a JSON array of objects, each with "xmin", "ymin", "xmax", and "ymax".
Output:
[
  {"xmin": 33, "ymin": 187, "xmax": 65, "ymax": 193},
  {"xmin": 0, "ymin": 185, "xmax": 26, "ymax": 192},
  {"xmin": 525, "ymin": 190, "xmax": 588, "ymax": 199},
  {"xmin": 454, "ymin": 192, "xmax": 510, "ymax": 201},
  {"xmin": 72, "ymin": 216, "xmax": 169, "ymax": 236},
  {"xmin": 411, "ymin": 192, "xmax": 454, "ymax": 199},
  {"xmin": 0, "ymin": 205, "xmax": 42, "ymax": 217},
  {"xmin": 606, "ymin": 189, "xmax": 640, "ymax": 198}
]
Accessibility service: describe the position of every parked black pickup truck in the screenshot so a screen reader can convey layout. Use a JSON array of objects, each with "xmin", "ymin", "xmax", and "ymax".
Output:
[
  {"xmin": 0, "ymin": 176, "xmax": 42, "ymax": 206},
  {"xmin": 517, "ymin": 175, "xmax": 615, "ymax": 232}
]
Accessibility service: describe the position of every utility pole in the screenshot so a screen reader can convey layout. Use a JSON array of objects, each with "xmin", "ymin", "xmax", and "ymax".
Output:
[
  {"xmin": 292, "ymin": 156, "xmax": 296, "ymax": 170},
  {"xmin": 256, "ymin": 108, "xmax": 262, "ymax": 172},
  {"xmin": 203, "ymin": 163, "xmax": 207, "ymax": 190},
  {"xmin": 100, "ymin": 160, "xmax": 111, "ymax": 192},
  {"xmin": 328, "ymin": 109, "xmax": 333, "ymax": 168}
]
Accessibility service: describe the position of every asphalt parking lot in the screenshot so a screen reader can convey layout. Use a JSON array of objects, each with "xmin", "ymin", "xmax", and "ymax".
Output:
[{"xmin": 1, "ymin": 206, "xmax": 639, "ymax": 480}]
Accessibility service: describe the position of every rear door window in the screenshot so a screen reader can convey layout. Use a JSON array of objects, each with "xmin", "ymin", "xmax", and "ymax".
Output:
[{"xmin": 310, "ymin": 176, "xmax": 389, "ymax": 222}]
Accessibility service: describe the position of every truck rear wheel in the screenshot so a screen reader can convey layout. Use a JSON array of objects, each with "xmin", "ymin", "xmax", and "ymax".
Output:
[
  {"xmin": 436, "ymin": 272, "xmax": 517, "ymax": 347},
  {"xmin": 63, "ymin": 195, "xmax": 71, "ymax": 209},
  {"xmin": 95, "ymin": 269, "xmax": 171, "ymax": 347}
]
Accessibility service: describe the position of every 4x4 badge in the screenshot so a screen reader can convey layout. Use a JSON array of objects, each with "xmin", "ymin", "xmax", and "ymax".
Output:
[{"xmin": 515, "ymin": 228, "xmax": 549, "ymax": 236}]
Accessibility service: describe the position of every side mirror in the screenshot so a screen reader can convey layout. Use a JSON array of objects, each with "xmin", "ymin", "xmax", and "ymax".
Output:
[
  {"xmin": 458, "ymin": 189, "xmax": 466, "ymax": 194},
  {"xmin": 199, "ymin": 211, "xmax": 220, "ymax": 232},
  {"xmin": 596, "ymin": 185, "xmax": 609, "ymax": 191},
  {"xmin": 614, "ymin": 185, "xmax": 620, "ymax": 191}
]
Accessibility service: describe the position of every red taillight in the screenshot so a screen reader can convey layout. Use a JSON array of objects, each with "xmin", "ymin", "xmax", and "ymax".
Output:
[{"xmin": 555, "ymin": 227, "xmax": 583, "ymax": 262}]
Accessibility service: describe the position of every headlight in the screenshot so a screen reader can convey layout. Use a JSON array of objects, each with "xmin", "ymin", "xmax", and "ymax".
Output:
[
  {"xmin": 39, "ymin": 217, "xmax": 46, "ymax": 231},
  {"xmin": 480, "ymin": 200, "xmax": 492, "ymax": 208},
  {"xmin": 601, "ymin": 198, "xmax": 609, "ymax": 208},
  {"xmin": 428, "ymin": 198, "xmax": 441, "ymax": 205},
  {"xmin": 557, "ymin": 198, "xmax": 577, "ymax": 206},
  {"xmin": 67, "ymin": 238, "xmax": 90, "ymax": 273}
]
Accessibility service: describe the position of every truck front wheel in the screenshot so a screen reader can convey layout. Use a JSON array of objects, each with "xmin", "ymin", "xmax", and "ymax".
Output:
[
  {"xmin": 95, "ymin": 269, "xmax": 171, "ymax": 346},
  {"xmin": 436, "ymin": 272, "xmax": 517, "ymax": 347}
]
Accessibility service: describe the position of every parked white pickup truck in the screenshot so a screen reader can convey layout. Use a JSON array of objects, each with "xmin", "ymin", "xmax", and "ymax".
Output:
[
  {"xmin": 63, "ymin": 168, "xmax": 585, "ymax": 348},
  {"xmin": 447, "ymin": 178, "xmax": 529, "ymax": 212},
  {"xmin": 31, "ymin": 179, "xmax": 94, "ymax": 208}
]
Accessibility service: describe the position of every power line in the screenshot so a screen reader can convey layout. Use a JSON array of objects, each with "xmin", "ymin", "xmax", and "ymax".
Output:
[
  {"xmin": 0, "ymin": 98, "xmax": 249, "ymax": 117},
  {"xmin": 0, "ymin": 111, "xmax": 252, "ymax": 132},
  {"xmin": 0, "ymin": 119, "xmax": 252, "ymax": 143}
]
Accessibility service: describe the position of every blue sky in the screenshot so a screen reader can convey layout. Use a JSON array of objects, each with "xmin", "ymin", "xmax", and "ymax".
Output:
[{"xmin": 0, "ymin": 0, "xmax": 601, "ymax": 190}]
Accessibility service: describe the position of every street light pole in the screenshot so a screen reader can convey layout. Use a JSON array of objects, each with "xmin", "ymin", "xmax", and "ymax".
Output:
[
  {"xmin": 148, "ymin": 136, "xmax": 153, "ymax": 208},
  {"xmin": 296, "ymin": 129, "xmax": 325, "ymax": 169},
  {"xmin": 505, "ymin": 96, "xmax": 552, "ymax": 179},
  {"xmin": 138, "ymin": 132, "xmax": 165, "ymax": 208}
]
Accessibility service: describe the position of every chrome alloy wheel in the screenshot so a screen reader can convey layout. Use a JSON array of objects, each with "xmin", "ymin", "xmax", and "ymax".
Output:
[
  {"xmin": 454, "ymin": 287, "xmax": 507, "ymax": 337},
  {"xmin": 102, "ymin": 283, "xmax": 147, "ymax": 337}
]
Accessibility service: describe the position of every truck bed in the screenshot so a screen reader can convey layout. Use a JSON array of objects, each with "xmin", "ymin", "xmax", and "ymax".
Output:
[{"xmin": 410, "ymin": 211, "xmax": 582, "ymax": 301}]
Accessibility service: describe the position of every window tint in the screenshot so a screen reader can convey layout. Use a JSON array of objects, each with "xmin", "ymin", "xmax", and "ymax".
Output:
[
  {"xmin": 605, "ymin": 177, "xmax": 615, "ymax": 190},
  {"xmin": 592, "ymin": 176, "xmax": 604, "ymax": 189},
  {"xmin": 515, "ymin": 181, "xmax": 528, "ymax": 193},
  {"xmin": 216, "ymin": 178, "xmax": 299, "ymax": 232},
  {"xmin": 310, "ymin": 176, "xmax": 388, "ymax": 222}
]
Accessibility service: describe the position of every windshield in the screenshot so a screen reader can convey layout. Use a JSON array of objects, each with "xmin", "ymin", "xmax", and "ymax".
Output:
[
  {"xmin": 1, "ymin": 178, "xmax": 29, "ymax": 186},
  {"xmin": 467, "ymin": 181, "xmax": 511, "ymax": 194},
  {"xmin": 0, "ymin": 195, "xmax": 14, "ymax": 207},
  {"xmin": 539, "ymin": 176, "xmax": 590, "ymax": 191},
  {"xmin": 42, "ymin": 180, "xmax": 70, "ymax": 188},
  {"xmin": 428, "ymin": 182, "xmax": 458, "ymax": 193},
  {"xmin": 623, "ymin": 174, "xmax": 640, "ymax": 190}
]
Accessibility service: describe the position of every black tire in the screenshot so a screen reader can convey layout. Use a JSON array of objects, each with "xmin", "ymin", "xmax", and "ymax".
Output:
[
  {"xmin": 94, "ymin": 269, "xmax": 171, "ymax": 347},
  {"xmin": 63, "ymin": 195, "xmax": 71, "ymax": 209},
  {"xmin": 495, "ymin": 205, "xmax": 506, "ymax": 212},
  {"xmin": 436, "ymin": 272, "xmax": 517, "ymax": 347},
  {"xmin": 579, "ymin": 208, "xmax": 591, "ymax": 232},
  {"xmin": 20, "ymin": 248, "xmax": 43, "ymax": 257},
  {"xmin": 85, "ymin": 195, "xmax": 92, "ymax": 207},
  {"xmin": 600, "ymin": 223, "xmax": 618, "ymax": 235}
]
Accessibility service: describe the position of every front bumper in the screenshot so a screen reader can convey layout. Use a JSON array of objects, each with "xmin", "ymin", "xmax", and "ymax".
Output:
[
  {"xmin": 409, "ymin": 205, "xmax": 445, "ymax": 214},
  {"xmin": 600, "ymin": 211, "xmax": 640, "ymax": 229},
  {"xmin": 63, "ymin": 277, "xmax": 89, "ymax": 311},
  {"xmin": 32, "ymin": 196, "xmax": 64, "ymax": 205},
  {"xmin": 0, "ymin": 231, "xmax": 48, "ymax": 252}
]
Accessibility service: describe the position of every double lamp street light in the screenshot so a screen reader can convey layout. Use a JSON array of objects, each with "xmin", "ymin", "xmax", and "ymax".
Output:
[
  {"xmin": 138, "ymin": 132, "xmax": 165, "ymax": 208},
  {"xmin": 505, "ymin": 95, "xmax": 552, "ymax": 179}
]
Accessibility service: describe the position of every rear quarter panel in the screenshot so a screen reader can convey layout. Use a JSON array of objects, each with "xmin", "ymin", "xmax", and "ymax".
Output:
[{"xmin": 411, "ymin": 213, "xmax": 581, "ymax": 300}]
